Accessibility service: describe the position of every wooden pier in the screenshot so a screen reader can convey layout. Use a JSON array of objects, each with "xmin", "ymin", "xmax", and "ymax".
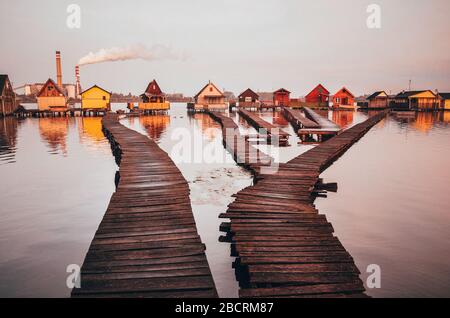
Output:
[
  {"xmin": 15, "ymin": 107, "xmax": 108, "ymax": 118},
  {"xmin": 283, "ymin": 107, "xmax": 341, "ymax": 141},
  {"xmin": 282, "ymin": 107, "xmax": 320, "ymax": 131},
  {"xmin": 219, "ymin": 111, "xmax": 388, "ymax": 298},
  {"xmin": 238, "ymin": 109, "xmax": 290, "ymax": 146},
  {"xmin": 207, "ymin": 111, "xmax": 274, "ymax": 175},
  {"xmin": 72, "ymin": 114, "xmax": 217, "ymax": 298}
]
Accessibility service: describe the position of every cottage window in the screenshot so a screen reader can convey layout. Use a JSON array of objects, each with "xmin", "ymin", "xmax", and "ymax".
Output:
[
  {"xmin": 210, "ymin": 87, "xmax": 213, "ymax": 92},
  {"xmin": 103, "ymin": 96, "xmax": 106, "ymax": 100}
]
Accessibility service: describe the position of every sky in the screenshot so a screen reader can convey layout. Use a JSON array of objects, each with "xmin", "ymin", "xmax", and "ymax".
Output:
[{"xmin": 1, "ymin": 0, "xmax": 449, "ymax": 97}]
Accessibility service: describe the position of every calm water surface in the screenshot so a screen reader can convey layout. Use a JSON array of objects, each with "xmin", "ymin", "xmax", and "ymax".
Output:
[
  {"xmin": 316, "ymin": 111, "xmax": 450, "ymax": 297},
  {"xmin": 0, "ymin": 116, "xmax": 117, "ymax": 297},
  {"xmin": 1, "ymin": 106, "xmax": 449, "ymax": 297}
]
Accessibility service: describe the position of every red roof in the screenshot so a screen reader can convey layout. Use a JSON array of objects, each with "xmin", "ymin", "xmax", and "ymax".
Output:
[
  {"xmin": 274, "ymin": 88, "xmax": 290, "ymax": 94},
  {"xmin": 305, "ymin": 84, "xmax": 330, "ymax": 98},
  {"xmin": 145, "ymin": 79, "xmax": 164, "ymax": 96},
  {"xmin": 37, "ymin": 78, "xmax": 65, "ymax": 97},
  {"xmin": 333, "ymin": 87, "xmax": 355, "ymax": 98}
]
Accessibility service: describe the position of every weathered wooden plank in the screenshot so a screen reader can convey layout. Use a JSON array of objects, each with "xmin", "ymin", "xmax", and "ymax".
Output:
[
  {"xmin": 72, "ymin": 114, "xmax": 217, "ymax": 298},
  {"xmin": 211, "ymin": 110, "xmax": 388, "ymax": 298}
]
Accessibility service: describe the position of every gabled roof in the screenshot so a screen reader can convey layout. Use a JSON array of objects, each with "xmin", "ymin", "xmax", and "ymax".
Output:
[
  {"xmin": 438, "ymin": 93, "xmax": 450, "ymax": 100},
  {"xmin": 194, "ymin": 81, "xmax": 224, "ymax": 98},
  {"xmin": 81, "ymin": 85, "xmax": 111, "ymax": 96},
  {"xmin": 334, "ymin": 87, "xmax": 355, "ymax": 98},
  {"xmin": 366, "ymin": 91, "xmax": 388, "ymax": 100},
  {"xmin": 238, "ymin": 88, "xmax": 259, "ymax": 99},
  {"xmin": 145, "ymin": 79, "xmax": 164, "ymax": 96},
  {"xmin": 0, "ymin": 75, "xmax": 9, "ymax": 93},
  {"xmin": 37, "ymin": 78, "xmax": 65, "ymax": 97},
  {"xmin": 306, "ymin": 84, "xmax": 330, "ymax": 97},
  {"xmin": 274, "ymin": 88, "xmax": 290, "ymax": 94},
  {"xmin": 395, "ymin": 90, "xmax": 435, "ymax": 98}
]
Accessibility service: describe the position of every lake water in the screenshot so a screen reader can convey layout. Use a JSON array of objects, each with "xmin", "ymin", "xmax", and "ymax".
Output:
[
  {"xmin": 0, "ymin": 116, "xmax": 117, "ymax": 297},
  {"xmin": 0, "ymin": 105, "xmax": 449, "ymax": 297}
]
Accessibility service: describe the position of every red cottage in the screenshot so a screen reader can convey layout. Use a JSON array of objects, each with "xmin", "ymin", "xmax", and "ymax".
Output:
[
  {"xmin": 273, "ymin": 88, "xmax": 290, "ymax": 106},
  {"xmin": 332, "ymin": 87, "xmax": 355, "ymax": 109},
  {"xmin": 305, "ymin": 84, "xmax": 330, "ymax": 105},
  {"xmin": 141, "ymin": 79, "xmax": 165, "ymax": 103}
]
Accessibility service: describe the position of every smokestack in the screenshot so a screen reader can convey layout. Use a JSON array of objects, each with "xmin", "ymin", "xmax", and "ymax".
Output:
[
  {"xmin": 56, "ymin": 51, "xmax": 63, "ymax": 88},
  {"xmin": 75, "ymin": 65, "xmax": 81, "ymax": 97}
]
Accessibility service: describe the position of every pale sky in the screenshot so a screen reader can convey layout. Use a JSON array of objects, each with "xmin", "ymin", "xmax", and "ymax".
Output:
[{"xmin": 1, "ymin": 0, "xmax": 449, "ymax": 97}]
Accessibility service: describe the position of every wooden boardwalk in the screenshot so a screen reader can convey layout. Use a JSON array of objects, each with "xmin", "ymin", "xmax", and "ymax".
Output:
[
  {"xmin": 208, "ymin": 111, "xmax": 274, "ymax": 175},
  {"xmin": 72, "ymin": 114, "xmax": 217, "ymax": 298},
  {"xmin": 220, "ymin": 111, "xmax": 388, "ymax": 298},
  {"xmin": 238, "ymin": 109, "xmax": 290, "ymax": 145},
  {"xmin": 283, "ymin": 107, "xmax": 342, "ymax": 140},
  {"xmin": 303, "ymin": 107, "xmax": 340, "ymax": 130},
  {"xmin": 282, "ymin": 107, "xmax": 319, "ymax": 131}
]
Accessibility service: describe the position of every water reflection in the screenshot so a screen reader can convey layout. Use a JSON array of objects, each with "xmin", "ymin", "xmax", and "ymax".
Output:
[
  {"xmin": 0, "ymin": 116, "xmax": 117, "ymax": 297},
  {"xmin": 38, "ymin": 118, "xmax": 70, "ymax": 155},
  {"xmin": 139, "ymin": 115, "xmax": 171, "ymax": 141},
  {"xmin": 0, "ymin": 117, "xmax": 20, "ymax": 164},
  {"xmin": 391, "ymin": 111, "xmax": 450, "ymax": 134},
  {"xmin": 192, "ymin": 113, "xmax": 221, "ymax": 141},
  {"xmin": 316, "ymin": 111, "xmax": 450, "ymax": 297},
  {"xmin": 79, "ymin": 117, "xmax": 105, "ymax": 143},
  {"xmin": 332, "ymin": 110, "xmax": 354, "ymax": 128}
]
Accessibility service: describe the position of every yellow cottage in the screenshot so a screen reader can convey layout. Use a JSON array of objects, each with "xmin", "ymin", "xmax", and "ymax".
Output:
[
  {"xmin": 81, "ymin": 85, "xmax": 111, "ymax": 111},
  {"xmin": 138, "ymin": 80, "xmax": 170, "ymax": 112},
  {"xmin": 392, "ymin": 90, "xmax": 438, "ymax": 110},
  {"xmin": 438, "ymin": 93, "xmax": 450, "ymax": 110},
  {"xmin": 37, "ymin": 78, "xmax": 67, "ymax": 111}
]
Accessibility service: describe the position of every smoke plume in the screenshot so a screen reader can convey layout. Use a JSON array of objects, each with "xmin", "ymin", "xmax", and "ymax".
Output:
[{"xmin": 78, "ymin": 44, "xmax": 183, "ymax": 66}]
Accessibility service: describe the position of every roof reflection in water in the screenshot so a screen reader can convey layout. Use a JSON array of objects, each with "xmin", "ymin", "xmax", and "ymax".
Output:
[
  {"xmin": 139, "ymin": 115, "xmax": 171, "ymax": 142},
  {"xmin": 0, "ymin": 117, "xmax": 20, "ymax": 164},
  {"xmin": 38, "ymin": 118, "xmax": 69, "ymax": 155}
]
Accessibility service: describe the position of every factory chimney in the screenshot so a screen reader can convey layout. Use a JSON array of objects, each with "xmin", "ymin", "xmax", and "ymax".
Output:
[
  {"xmin": 75, "ymin": 65, "xmax": 81, "ymax": 97},
  {"xmin": 56, "ymin": 51, "xmax": 63, "ymax": 88}
]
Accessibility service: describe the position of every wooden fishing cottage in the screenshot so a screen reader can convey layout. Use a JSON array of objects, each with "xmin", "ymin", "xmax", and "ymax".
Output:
[
  {"xmin": 273, "ymin": 88, "xmax": 290, "ymax": 107},
  {"xmin": 81, "ymin": 85, "xmax": 111, "ymax": 114},
  {"xmin": 139, "ymin": 79, "xmax": 170, "ymax": 113},
  {"xmin": 37, "ymin": 78, "xmax": 67, "ymax": 112},
  {"xmin": 305, "ymin": 84, "xmax": 330, "ymax": 107},
  {"xmin": 238, "ymin": 88, "xmax": 260, "ymax": 109},
  {"xmin": 0, "ymin": 75, "xmax": 17, "ymax": 116},
  {"xmin": 390, "ymin": 90, "xmax": 439, "ymax": 110},
  {"xmin": 438, "ymin": 93, "xmax": 450, "ymax": 110},
  {"xmin": 188, "ymin": 81, "xmax": 227, "ymax": 111},
  {"xmin": 366, "ymin": 91, "xmax": 389, "ymax": 109},
  {"xmin": 332, "ymin": 87, "xmax": 355, "ymax": 109}
]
